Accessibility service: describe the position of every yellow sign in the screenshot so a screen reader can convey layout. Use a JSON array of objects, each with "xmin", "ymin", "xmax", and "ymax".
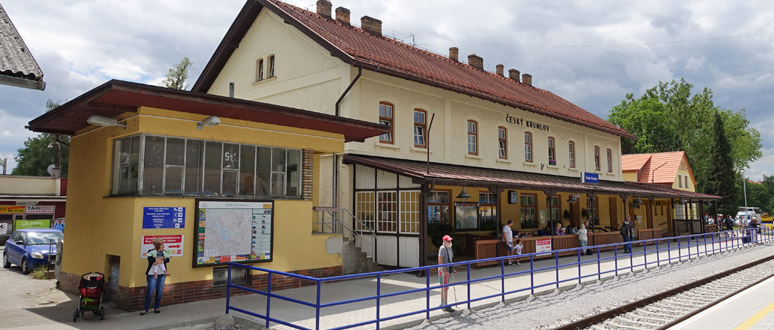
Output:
[{"xmin": 0, "ymin": 206, "xmax": 25, "ymax": 214}]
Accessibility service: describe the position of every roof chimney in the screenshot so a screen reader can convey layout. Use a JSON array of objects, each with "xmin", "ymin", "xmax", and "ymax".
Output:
[
  {"xmin": 335, "ymin": 7, "xmax": 350, "ymax": 25},
  {"xmin": 468, "ymin": 54, "xmax": 483, "ymax": 70},
  {"xmin": 496, "ymin": 64, "xmax": 504, "ymax": 76},
  {"xmin": 449, "ymin": 47, "xmax": 459, "ymax": 62},
  {"xmin": 361, "ymin": 16, "xmax": 382, "ymax": 36},
  {"xmin": 522, "ymin": 73, "xmax": 532, "ymax": 86},
  {"xmin": 508, "ymin": 69, "xmax": 520, "ymax": 82},
  {"xmin": 316, "ymin": 0, "xmax": 332, "ymax": 18}
]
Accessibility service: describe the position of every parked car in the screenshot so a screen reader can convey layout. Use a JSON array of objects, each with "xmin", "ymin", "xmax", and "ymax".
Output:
[{"xmin": 3, "ymin": 228, "xmax": 63, "ymax": 274}]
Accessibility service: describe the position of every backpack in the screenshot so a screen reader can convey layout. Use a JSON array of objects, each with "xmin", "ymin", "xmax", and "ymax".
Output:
[{"xmin": 620, "ymin": 223, "xmax": 628, "ymax": 236}]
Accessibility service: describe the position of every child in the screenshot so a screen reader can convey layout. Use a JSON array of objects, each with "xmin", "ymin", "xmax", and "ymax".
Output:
[
  {"xmin": 514, "ymin": 239, "xmax": 523, "ymax": 265},
  {"xmin": 149, "ymin": 247, "xmax": 171, "ymax": 279}
]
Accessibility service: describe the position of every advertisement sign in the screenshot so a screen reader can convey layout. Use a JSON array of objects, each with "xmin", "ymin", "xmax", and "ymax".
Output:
[
  {"xmin": 140, "ymin": 235, "xmax": 184, "ymax": 258},
  {"xmin": 26, "ymin": 205, "xmax": 55, "ymax": 214},
  {"xmin": 582, "ymin": 172, "xmax": 599, "ymax": 184},
  {"xmin": 142, "ymin": 207, "xmax": 185, "ymax": 229},
  {"xmin": 0, "ymin": 206, "xmax": 25, "ymax": 214},
  {"xmin": 0, "ymin": 222, "xmax": 8, "ymax": 235},
  {"xmin": 193, "ymin": 199, "xmax": 273, "ymax": 267},
  {"xmin": 508, "ymin": 191, "xmax": 518, "ymax": 204},
  {"xmin": 535, "ymin": 238, "xmax": 552, "ymax": 254},
  {"xmin": 14, "ymin": 219, "xmax": 51, "ymax": 229}
]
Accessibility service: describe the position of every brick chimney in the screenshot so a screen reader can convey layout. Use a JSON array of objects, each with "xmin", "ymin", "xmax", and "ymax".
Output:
[
  {"xmin": 316, "ymin": 0, "xmax": 332, "ymax": 18},
  {"xmin": 496, "ymin": 64, "xmax": 504, "ymax": 76},
  {"xmin": 361, "ymin": 16, "xmax": 382, "ymax": 36},
  {"xmin": 508, "ymin": 69, "xmax": 520, "ymax": 82},
  {"xmin": 468, "ymin": 54, "xmax": 483, "ymax": 70},
  {"xmin": 335, "ymin": 7, "xmax": 350, "ymax": 25},
  {"xmin": 522, "ymin": 73, "xmax": 533, "ymax": 86},
  {"xmin": 449, "ymin": 47, "xmax": 459, "ymax": 62}
]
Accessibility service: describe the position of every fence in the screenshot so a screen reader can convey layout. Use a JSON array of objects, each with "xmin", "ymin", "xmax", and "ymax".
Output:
[{"xmin": 225, "ymin": 227, "xmax": 771, "ymax": 330}]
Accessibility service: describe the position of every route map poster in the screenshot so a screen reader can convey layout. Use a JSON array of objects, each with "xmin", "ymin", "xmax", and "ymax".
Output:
[{"xmin": 193, "ymin": 199, "xmax": 274, "ymax": 267}]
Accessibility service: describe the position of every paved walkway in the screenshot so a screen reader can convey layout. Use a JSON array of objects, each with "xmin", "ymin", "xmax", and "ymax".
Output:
[{"xmin": 0, "ymin": 234, "xmax": 763, "ymax": 330}]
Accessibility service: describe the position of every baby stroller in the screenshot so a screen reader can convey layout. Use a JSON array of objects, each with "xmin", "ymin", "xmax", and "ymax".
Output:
[{"xmin": 73, "ymin": 272, "xmax": 106, "ymax": 321}]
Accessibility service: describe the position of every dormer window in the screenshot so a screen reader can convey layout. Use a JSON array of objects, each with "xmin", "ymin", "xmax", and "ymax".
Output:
[{"xmin": 255, "ymin": 59, "xmax": 264, "ymax": 81}]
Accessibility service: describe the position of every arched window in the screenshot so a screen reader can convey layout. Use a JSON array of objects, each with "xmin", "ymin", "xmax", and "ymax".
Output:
[
  {"xmin": 498, "ymin": 126, "xmax": 507, "ymax": 159},
  {"xmin": 267, "ymin": 55, "xmax": 276, "ymax": 78},
  {"xmin": 467, "ymin": 120, "xmax": 478, "ymax": 155},
  {"xmin": 524, "ymin": 132, "xmax": 533, "ymax": 162},
  {"xmin": 414, "ymin": 109, "xmax": 427, "ymax": 148},
  {"xmin": 594, "ymin": 146, "xmax": 600, "ymax": 171},
  {"xmin": 378, "ymin": 102, "xmax": 394, "ymax": 143},
  {"xmin": 606, "ymin": 148, "xmax": 613, "ymax": 173},
  {"xmin": 548, "ymin": 137, "xmax": 556, "ymax": 165},
  {"xmin": 568, "ymin": 141, "xmax": 575, "ymax": 168},
  {"xmin": 255, "ymin": 58, "xmax": 264, "ymax": 82}
]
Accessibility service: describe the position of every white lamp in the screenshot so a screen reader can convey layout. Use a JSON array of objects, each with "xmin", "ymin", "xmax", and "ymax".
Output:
[
  {"xmin": 87, "ymin": 115, "xmax": 126, "ymax": 128},
  {"xmin": 197, "ymin": 116, "xmax": 221, "ymax": 129}
]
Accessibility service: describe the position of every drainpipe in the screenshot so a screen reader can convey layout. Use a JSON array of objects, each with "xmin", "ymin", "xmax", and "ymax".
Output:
[{"xmin": 332, "ymin": 67, "xmax": 363, "ymax": 219}]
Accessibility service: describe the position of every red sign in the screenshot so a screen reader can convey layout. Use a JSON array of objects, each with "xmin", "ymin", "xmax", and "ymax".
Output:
[
  {"xmin": 141, "ymin": 235, "xmax": 184, "ymax": 258},
  {"xmin": 535, "ymin": 238, "xmax": 552, "ymax": 254}
]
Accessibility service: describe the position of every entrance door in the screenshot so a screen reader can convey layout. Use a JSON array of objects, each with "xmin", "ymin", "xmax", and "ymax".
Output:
[
  {"xmin": 609, "ymin": 197, "xmax": 618, "ymax": 229},
  {"xmin": 646, "ymin": 201, "xmax": 653, "ymax": 228},
  {"xmin": 107, "ymin": 255, "xmax": 120, "ymax": 301}
]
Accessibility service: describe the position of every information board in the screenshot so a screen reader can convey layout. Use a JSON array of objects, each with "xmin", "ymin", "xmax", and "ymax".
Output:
[
  {"xmin": 140, "ymin": 235, "xmax": 185, "ymax": 258},
  {"xmin": 193, "ymin": 199, "xmax": 273, "ymax": 267},
  {"xmin": 143, "ymin": 207, "xmax": 185, "ymax": 229}
]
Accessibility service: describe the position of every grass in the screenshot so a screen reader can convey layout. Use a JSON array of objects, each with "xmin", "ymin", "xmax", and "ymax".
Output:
[{"xmin": 30, "ymin": 265, "xmax": 53, "ymax": 280}]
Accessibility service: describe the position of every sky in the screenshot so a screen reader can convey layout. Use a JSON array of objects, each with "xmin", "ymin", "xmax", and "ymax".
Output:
[{"xmin": 1, "ymin": 0, "xmax": 772, "ymax": 179}]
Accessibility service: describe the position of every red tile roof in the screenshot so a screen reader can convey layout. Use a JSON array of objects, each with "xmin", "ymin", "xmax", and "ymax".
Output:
[
  {"xmin": 621, "ymin": 151, "xmax": 694, "ymax": 184},
  {"xmin": 343, "ymin": 154, "xmax": 719, "ymax": 200},
  {"xmin": 194, "ymin": 0, "xmax": 634, "ymax": 139}
]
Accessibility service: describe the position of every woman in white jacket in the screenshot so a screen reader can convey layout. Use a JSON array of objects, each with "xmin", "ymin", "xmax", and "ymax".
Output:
[{"xmin": 578, "ymin": 224, "xmax": 589, "ymax": 255}]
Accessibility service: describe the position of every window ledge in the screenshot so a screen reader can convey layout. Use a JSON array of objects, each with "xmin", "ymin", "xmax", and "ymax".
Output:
[
  {"xmin": 465, "ymin": 154, "xmax": 481, "ymax": 160},
  {"xmin": 523, "ymin": 162, "xmax": 537, "ymax": 167},
  {"xmin": 547, "ymin": 164, "xmax": 559, "ymax": 169},
  {"xmin": 375, "ymin": 142, "xmax": 400, "ymax": 151},
  {"xmin": 568, "ymin": 167, "xmax": 579, "ymax": 172},
  {"xmin": 410, "ymin": 146, "xmax": 429, "ymax": 154},
  {"xmin": 496, "ymin": 158, "xmax": 511, "ymax": 164},
  {"xmin": 605, "ymin": 172, "xmax": 616, "ymax": 177},
  {"xmin": 251, "ymin": 76, "xmax": 277, "ymax": 85}
]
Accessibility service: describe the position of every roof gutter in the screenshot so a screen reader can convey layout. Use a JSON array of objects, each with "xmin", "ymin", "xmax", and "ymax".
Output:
[{"xmin": 335, "ymin": 66, "xmax": 362, "ymax": 117}]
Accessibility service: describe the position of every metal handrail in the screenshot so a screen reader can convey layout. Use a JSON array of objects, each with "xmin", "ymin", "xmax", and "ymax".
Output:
[
  {"xmin": 312, "ymin": 207, "xmax": 376, "ymax": 259},
  {"xmin": 226, "ymin": 227, "xmax": 771, "ymax": 330}
]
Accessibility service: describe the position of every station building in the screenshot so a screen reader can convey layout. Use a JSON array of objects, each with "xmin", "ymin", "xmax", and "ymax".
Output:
[
  {"xmin": 191, "ymin": 0, "xmax": 721, "ymax": 268},
  {"xmin": 27, "ymin": 80, "xmax": 387, "ymax": 310}
]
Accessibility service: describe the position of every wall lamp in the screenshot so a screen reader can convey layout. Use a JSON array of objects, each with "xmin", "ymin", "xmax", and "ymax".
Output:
[
  {"xmin": 197, "ymin": 116, "xmax": 221, "ymax": 129},
  {"xmin": 456, "ymin": 187, "xmax": 471, "ymax": 200},
  {"xmin": 87, "ymin": 115, "xmax": 126, "ymax": 128},
  {"xmin": 566, "ymin": 193, "xmax": 579, "ymax": 203}
]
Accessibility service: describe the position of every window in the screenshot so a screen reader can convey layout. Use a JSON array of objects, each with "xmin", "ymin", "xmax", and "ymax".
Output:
[
  {"xmin": 594, "ymin": 146, "xmax": 600, "ymax": 171},
  {"xmin": 378, "ymin": 102, "xmax": 393, "ymax": 143},
  {"xmin": 479, "ymin": 192, "xmax": 497, "ymax": 230},
  {"xmin": 467, "ymin": 120, "xmax": 478, "ymax": 155},
  {"xmin": 548, "ymin": 137, "xmax": 556, "ymax": 166},
  {"xmin": 524, "ymin": 132, "xmax": 533, "ymax": 162},
  {"xmin": 568, "ymin": 141, "xmax": 575, "ymax": 168},
  {"xmin": 520, "ymin": 194, "xmax": 537, "ymax": 228},
  {"xmin": 400, "ymin": 191, "xmax": 420, "ymax": 233},
  {"xmin": 255, "ymin": 59, "xmax": 264, "ymax": 81},
  {"xmin": 267, "ymin": 55, "xmax": 275, "ymax": 78},
  {"xmin": 606, "ymin": 148, "xmax": 613, "ymax": 173},
  {"xmin": 586, "ymin": 196, "xmax": 596, "ymax": 221},
  {"xmin": 427, "ymin": 190, "xmax": 450, "ymax": 224},
  {"xmin": 413, "ymin": 109, "xmax": 426, "ymax": 148},
  {"xmin": 549, "ymin": 196, "xmax": 560, "ymax": 224},
  {"xmin": 498, "ymin": 127, "xmax": 507, "ymax": 159},
  {"xmin": 679, "ymin": 175, "xmax": 683, "ymax": 188},
  {"xmin": 377, "ymin": 191, "xmax": 397, "ymax": 232},
  {"xmin": 111, "ymin": 135, "xmax": 302, "ymax": 198},
  {"xmin": 355, "ymin": 192, "xmax": 375, "ymax": 230}
]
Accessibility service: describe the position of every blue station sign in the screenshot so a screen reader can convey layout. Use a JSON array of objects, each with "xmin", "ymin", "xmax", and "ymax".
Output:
[
  {"xmin": 582, "ymin": 172, "xmax": 599, "ymax": 184},
  {"xmin": 143, "ymin": 207, "xmax": 185, "ymax": 229}
]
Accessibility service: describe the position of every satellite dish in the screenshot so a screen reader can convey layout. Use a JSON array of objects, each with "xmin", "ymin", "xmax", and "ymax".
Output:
[{"xmin": 47, "ymin": 164, "xmax": 56, "ymax": 175}]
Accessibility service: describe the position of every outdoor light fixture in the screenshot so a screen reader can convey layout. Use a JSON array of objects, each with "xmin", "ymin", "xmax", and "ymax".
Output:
[
  {"xmin": 197, "ymin": 116, "xmax": 221, "ymax": 129},
  {"xmin": 567, "ymin": 193, "xmax": 579, "ymax": 203},
  {"xmin": 87, "ymin": 115, "xmax": 126, "ymax": 128},
  {"xmin": 633, "ymin": 197, "xmax": 643, "ymax": 205},
  {"xmin": 456, "ymin": 187, "xmax": 471, "ymax": 200}
]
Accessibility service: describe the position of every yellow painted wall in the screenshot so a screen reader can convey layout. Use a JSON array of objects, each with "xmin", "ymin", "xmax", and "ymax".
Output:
[
  {"xmin": 672, "ymin": 158, "xmax": 696, "ymax": 192},
  {"xmin": 63, "ymin": 107, "xmax": 347, "ymax": 289},
  {"xmin": 622, "ymin": 171, "xmax": 638, "ymax": 182}
]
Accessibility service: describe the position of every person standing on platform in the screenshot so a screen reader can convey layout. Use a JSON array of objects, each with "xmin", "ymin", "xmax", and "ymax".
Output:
[
  {"xmin": 621, "ymin": 216, "xmax": 633, "ymax": 253},
  {"xmin": 578, "ymin": 224, "xmax": 589, "ymax": 255},
  {"xmin": 437, "ymin": 235, "xmax": 456, "ymax": 312},
  {"xmin": 502, "ymin": 220, "xmax": 515, "ymax": 266}
]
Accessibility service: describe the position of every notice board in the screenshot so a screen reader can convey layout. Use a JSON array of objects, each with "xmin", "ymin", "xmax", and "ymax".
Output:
[{"xmin": 193, "ymin": 199, "xmax": 273, "ymax": 267}]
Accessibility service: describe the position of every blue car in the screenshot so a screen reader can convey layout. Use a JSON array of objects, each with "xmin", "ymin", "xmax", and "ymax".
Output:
[{"xmin": 3, "ymin": 228, "xmax": 62, "ymax": 274}]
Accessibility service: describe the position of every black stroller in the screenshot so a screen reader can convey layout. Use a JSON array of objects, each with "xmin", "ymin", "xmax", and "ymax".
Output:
[{"xmin": 73, "ymin": 272, "xmax": 106, "ymax": 321}]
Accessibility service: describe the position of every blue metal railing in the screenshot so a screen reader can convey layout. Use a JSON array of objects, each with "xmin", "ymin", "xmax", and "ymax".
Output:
[{"xmin": 226, "ymin": 227, "xmax": 771, "ymax": 330}]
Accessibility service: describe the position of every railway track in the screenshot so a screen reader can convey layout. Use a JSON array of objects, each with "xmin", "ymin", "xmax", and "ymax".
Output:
[{"xmin": 557, "ymin": 255, "xmax": 774, "ymax": 330}]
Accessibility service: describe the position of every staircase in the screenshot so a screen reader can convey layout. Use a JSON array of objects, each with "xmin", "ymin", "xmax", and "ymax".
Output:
[{"xmin": 313, "ymin": 207, "xmax": 380, "ymax": 274}]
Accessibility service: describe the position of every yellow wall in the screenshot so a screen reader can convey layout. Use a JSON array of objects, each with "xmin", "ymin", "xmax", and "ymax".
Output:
[
  {"xmin": 63, "ymin": 107, "xmax": 346, "ymax": 289},
  {"xmin": 622, "ymin": 171, "xmax": 638, "ymax": 182},
  {"xmin": 672, "ymin": 158, "xmax": 696, "ymax": 192}
]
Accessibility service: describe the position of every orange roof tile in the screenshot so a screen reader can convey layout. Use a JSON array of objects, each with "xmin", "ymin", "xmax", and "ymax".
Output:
[{"xmin": 194, "ymin": 0, "xmax": 635, "ymax": 139}]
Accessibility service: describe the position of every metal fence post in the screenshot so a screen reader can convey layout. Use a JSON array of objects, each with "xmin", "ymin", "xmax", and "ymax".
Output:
[
  {"xmin": 467, "ymin": 263, "xmax": 471, "ymax": 310},
  {"xmin": 555, "ymin": 252, "xmax": 560, "ymax": 289},
  {"xmin": 703, "ymin": 233, "xmax": 707, "ymax": 256},
  {"xmin": 500, "ymin": 258, "xmax": 505, "ymax": 302},
  {"xmin": 614, "ymin": 244, "xmax": 618, "ymax": 277},
  {"xmin": 226, "ymin": 264, "xmax": 232, "ymax": 315},
  {"xmin": 315, "ymin": 280, "xmax": 321, "ymax": 330},
  {"xmin": 596, "ymin": 247, "xmax": 601, "ymax": 281},
  {"xmin": 266, "ymin": 272, "xmax": 272, "ymax": 329},
  {"xmin": 425, "ymin": 268, "xmax": 430, "ymax": 320},
  {"xmin": 643, "ymin": 241, "xmax": 647, "ymax": 270},
  {"xmin": 577, "ymin": 249, "xmax": 582, "ymax": 284},
  {"xmin": 678, "ymin": 237, "xmax": 682, "ymax": 262},
  {"xmin": 376, "ymin": 273, "xmax": 381, "ymax": 330},
  {"xmin": 629, "ymin": 242, "xmax": 634, "ymax": 273},
  {"xmin": 530, "ymin": 255, "xmax": 535, "ymax": 295},
  {"xmin": 667, "ymin": 238, "xmax": 671, "ymax": 264}
]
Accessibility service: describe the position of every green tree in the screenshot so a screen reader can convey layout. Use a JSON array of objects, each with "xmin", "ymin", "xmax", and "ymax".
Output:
[
  {"xmin": 608, "ymin": 79, "xmax": 762, "ymax": 193},
  {"xmin": 161, "ymin": 57, "xmax": 192, "ymax": 90},
  {"xmin": 703, "ymin": 112, "xmax": 736, "ymax": 215},
  {"xmin": 12, "ymin": 100, "xmax": 70, "ymax": 177}
]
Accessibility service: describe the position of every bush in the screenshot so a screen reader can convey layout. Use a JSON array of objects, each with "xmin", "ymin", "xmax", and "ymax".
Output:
[{"xmin": 30, "ymin": 265, "xmax": 51, "ymax": 280}]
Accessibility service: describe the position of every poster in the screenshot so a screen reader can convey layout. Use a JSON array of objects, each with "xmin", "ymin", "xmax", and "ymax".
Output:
[
  {"xmin": 193, "ymin": 199, "xmax": 274, "ymax": 267},
  {"xmin": 26, "ymin": 205, "xmax": 55, "ymax": 214},
  {"xmin": 454, "ymin": 202, "xmax": 478, "ymax": 230},
  {"xmin": 140, "ymin": 235, "xmax": 184, "ymax": 258},
  {"xmin": 0, "ymin": 206, "xmax": 25, "ymax": 214},
  {"xmin": 535, "ymin": 238, "xmax": 552, "ymax": 254},
  {"xmin": 14, "ymin": 219, "xmax": 50, "ymax": 229},
  {"xmin": 142, "ymin": 207, "xmax": 185, "ymax": 229},
  {"xmin": 0, "ymin": 222, "xmax": 7, "ymax": 235}
]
